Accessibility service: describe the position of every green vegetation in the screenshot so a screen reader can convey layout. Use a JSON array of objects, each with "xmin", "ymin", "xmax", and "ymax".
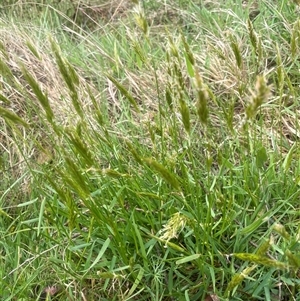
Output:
[{"xmin": 1, "ymin": 0, "xmax": 300, "ymax": 300}]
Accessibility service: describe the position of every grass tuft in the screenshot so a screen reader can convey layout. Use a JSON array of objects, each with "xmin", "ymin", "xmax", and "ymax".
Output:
[{"xmin": 1, "ymin": 1, "xmax": 300, "ymax": 300}]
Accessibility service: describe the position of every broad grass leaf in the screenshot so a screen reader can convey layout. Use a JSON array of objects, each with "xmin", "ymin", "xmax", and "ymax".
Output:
[
  {"xmin": 239, "ymin": 216, "xmax": 267, "ymax": 235},
  {"xmin": 125, "ymin": 266, "xmax": 145, "ymax": 298},
  {"xmin": 176, "ymin": 254, "xmax": 200, "ymax": 265}
]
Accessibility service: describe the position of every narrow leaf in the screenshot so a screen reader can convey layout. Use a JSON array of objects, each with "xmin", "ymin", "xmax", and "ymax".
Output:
[
  {"xmin": 176, "ymin": 254, "xmax": 200, "ymax": 265},
  {"xmin": 282, "ymin": 143, "xmax": 296, "ymax": 172},
  {"xmin": 83, "ymin": 238, "xmax": 111, "ymax": 273}
]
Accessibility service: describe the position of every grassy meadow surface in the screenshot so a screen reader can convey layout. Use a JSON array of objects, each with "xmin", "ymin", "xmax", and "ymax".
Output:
[{"xmin": 1, "ymin": 0, "xmax": 300, "ymax": 300}]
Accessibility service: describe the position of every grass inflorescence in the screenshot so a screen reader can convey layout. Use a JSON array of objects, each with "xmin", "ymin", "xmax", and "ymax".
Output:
[{"xmin": 1, "ymin": 0, "xmax": 300, "ymax": 300}]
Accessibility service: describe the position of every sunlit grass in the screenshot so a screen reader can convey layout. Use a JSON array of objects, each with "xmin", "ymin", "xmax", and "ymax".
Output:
[{"xmin": 1, "ymin": 1, "xmax": 300, "ymax": 300}]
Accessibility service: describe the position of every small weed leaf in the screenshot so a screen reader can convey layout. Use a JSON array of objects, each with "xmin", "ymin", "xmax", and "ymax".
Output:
[
  {"xmin": 144, "ymin": 158, "xmax": 181, "ymax": 190},
  {"xmin": 233, "ymin": 253, "xmax": 288, "ymax": 269}
]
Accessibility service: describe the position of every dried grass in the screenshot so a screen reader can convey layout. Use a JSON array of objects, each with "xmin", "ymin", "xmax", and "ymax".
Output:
[{"xmin": 0, "ymin": 21, "xmax": 98, "ymax": 198}]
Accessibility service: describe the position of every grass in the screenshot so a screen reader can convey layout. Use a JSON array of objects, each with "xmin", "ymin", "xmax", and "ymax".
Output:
[{"xmin": 1, "ymin": 0, "xmax": 300, "ymax": 300}]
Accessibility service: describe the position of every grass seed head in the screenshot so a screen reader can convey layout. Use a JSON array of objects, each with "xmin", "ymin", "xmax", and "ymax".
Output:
[
  {"xmin": 194, "ymin": 70, "xmax": 209, "ymax": 125},
  {"xmin": 159, "ymin": 212, "xmax": 188, "ymax": 242},
  {"xmin": 246, "ymin": 75, "xmax": 270, "ymax": 120}
]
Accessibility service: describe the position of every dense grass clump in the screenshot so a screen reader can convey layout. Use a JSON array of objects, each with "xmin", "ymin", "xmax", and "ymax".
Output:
[{"xmin": 1, "ymin": 1, "xmax": 300, "ymax": 300}]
